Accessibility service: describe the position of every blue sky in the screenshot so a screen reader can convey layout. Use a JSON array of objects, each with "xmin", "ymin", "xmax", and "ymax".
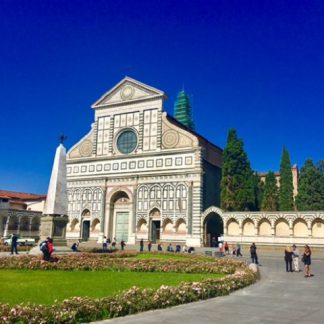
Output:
[{"xmin": 0, "ymin": 0, "xmax": 323, "ymax": 194}]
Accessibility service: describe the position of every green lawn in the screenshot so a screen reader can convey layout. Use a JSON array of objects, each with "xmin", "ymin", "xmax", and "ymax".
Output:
[{"xmin": 0, "ymin": 270, "xmax": 223, "ymax": 306}]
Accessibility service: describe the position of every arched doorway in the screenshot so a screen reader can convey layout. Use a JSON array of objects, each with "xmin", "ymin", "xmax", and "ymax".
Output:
[
  {"xmin": 150, "ymin": 208, "xmax": 161, "ymax": 243},
  {"xmin": 81, "ymin": 209, "xmax": 91, "ymax": 241},
  {"xmin": 203, "ymin": 212, "xmax": 223, "ymax": 247},
  {"xmin": 109, "ymin": 191, "xmax": 131, "ymax": 242}
]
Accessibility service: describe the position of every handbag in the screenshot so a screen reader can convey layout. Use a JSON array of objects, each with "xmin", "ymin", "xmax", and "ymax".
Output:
[{"xmin": 302, "ymin": 255, "xmax": 306, "ymax": 263}]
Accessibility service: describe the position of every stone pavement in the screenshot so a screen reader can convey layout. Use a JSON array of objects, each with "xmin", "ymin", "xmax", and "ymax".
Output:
[{"xmin": 96, "ymin": 256, "xmax": 324, "ymax": 324}]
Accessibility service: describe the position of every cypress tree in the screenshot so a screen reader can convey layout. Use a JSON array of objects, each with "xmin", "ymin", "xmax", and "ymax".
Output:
[
  {"xmin": 221, "ymin": 129, "xmax": 255, "ymax": 211},
  {"xmin": 296, "ymin": 160, "xmax": 324, "ymax": 210},
  {"xmin": 279, "ymin": 147, "xmax": 294, "ymax": 211},
  {"xmin": 253, "ymin": 172, "xmax": 264, "ymax": 211},
  {"xmin": 261, "ymin": 171, "xmax": 279, "ymax": 211}
]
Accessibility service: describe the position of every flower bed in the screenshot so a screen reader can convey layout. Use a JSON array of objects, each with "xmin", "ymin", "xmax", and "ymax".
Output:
[
  {"xmin": 0, "ymin": 253, "xmax": 257, "ymax": 323},
  {"xmin": 0, "ymin": 253, "xmax": 240, "ymax": 273}
]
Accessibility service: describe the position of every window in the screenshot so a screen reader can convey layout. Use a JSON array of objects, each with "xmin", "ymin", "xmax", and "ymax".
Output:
[{"xmin": 116, "ymin": 129, "xmax": 137, "ymax": 154}]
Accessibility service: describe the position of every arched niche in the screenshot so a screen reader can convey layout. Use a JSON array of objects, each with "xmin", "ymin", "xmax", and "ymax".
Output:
[
  {"xmin": 275, "ymin": 218, "xmax": 289, "ymax": 237},
  {"xmin": 70, "ymin": 218, "xmax": 80, "ymax": 232},
  {"xmin": 258, "ymin": 219, "xmax": 272, "ymax": 236},
  {"xmin": 175, "ymin": 218, "xmax": 186, "ymax": 234},
  {"xmin": 91, "ymin": 218, "xmax": 100, "ymax": 232},
  {"xmin": 137, "ymin": 219, "xmax": 148, "ymax": 233},
  {"xmin": 312, "ymin": 219, "xmax": 324, "ymax": 237},
  {"xmin": 242, "ymin": 218, "xmax": 254, "ymax": 236},
  {"xmin": 227, "ymin": 218, "xmax": 240, "ymax": 236},
  {"xmin": 163, "ymin": 218, "xmax": 173, "ymax": 233},
  {"xmin": 293, "ymin": 218, "xmax": 308, "ymax": 237}
]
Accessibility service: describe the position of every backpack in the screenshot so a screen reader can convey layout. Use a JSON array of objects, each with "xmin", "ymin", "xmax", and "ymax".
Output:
[{"xmin": 39, "ymin": 241, "xmax": 48, "ymax": 252}]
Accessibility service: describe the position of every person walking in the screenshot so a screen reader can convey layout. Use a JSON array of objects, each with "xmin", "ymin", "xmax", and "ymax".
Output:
[
  {"xmin": 139, "ymin": 239, "xmax": 144, "ymax": 252},
  {"xmin": 284, "ymin": 246, "xmax": 293, "ymax": 272},
  {"xmin": 302, "ymin": 245, "xmax": 312, "ymax": 278},
  {"xmin": 250, "ymin": 243, "xmax": 259, "ymax": 265},
  {"xmin": 10, "ymin": 233, "xmax": 19, "ymax": 255},
  {"xmin": 236, "ymin": 242, "xmax": 243, "ymax": 257},
  {"xmin": 292, "ymin": 244, "xmax": 300, "ymax": 272}
]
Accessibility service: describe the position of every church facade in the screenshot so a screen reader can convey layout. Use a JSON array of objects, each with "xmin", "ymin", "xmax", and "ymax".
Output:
[{"xmin": 66, "ymin": 77, "xmax": 223, "ymax": 246}]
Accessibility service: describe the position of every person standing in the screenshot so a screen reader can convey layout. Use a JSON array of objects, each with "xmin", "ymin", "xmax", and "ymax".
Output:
[
  {"xmin": 292, "ymin": 244, "xmax": 300, "ymax": 272},
  {"xmin": 120, "ymin": 240, "xmax": 126, "ymax": 251},
  {"xmin": 284, "ymin": 246, "xmax": 293, "ymax": 272},
  {"xmin": 10, "ymin": 233, "xmax": 19, "ymax": 255},
  {"xmin": 303, "ymin": 245, "xmax": 312, "ymax": 278},
  {"xmin": 112, "ymin": 237, "xmax": 117, "ymax": 248},
  {"xmin": 139, "ymin": 238, "xmax": 144, "ymax": 252},
  {"xmin": 102, "ymin": 236, "xmax": 108, "ymax": 252},
  {"xmin": 148, "ymin": 241, "xmax": 152, "ymax": 252},
  {"xmin": 250, "ymin": 243, "xmax": 259, "ymax": 265},
  {"xmin": 224, "ymin": 242, "xmax": 229, "ymax": 255}
]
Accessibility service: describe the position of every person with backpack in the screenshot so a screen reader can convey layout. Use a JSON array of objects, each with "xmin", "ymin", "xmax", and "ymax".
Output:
[{"xmin": 40, "ymin": 237, "xmax": 53, "ymax": 261}]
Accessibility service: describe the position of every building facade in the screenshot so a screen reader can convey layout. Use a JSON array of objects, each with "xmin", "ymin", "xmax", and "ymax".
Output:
[
  {"xmin": 66, "ymin": 77, "xmax": 222, "ymax": 246},
  {"xmin": 0, "ymin": 190, "xmax": 45, "ymax": 238}
]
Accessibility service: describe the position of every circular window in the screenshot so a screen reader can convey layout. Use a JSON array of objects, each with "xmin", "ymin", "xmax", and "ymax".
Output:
[{"xmin": 116, "ymin": 129, "xmax": 138, "ymax": 154}]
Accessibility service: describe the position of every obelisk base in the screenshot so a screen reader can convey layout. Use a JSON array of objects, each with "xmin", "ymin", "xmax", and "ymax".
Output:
[{"xmin": 40, "ymin": 215, "xmax": 69, "ymax": 246}]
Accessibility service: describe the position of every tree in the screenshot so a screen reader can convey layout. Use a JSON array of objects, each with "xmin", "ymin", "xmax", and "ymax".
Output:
[
  {"xmin": 261, "ymin": 171, "xmax": 278, "ymax": 211},
  {"xmin": 296, "ymin": 159, "xmax": 324, "ymax": 210},
  {"xmin": 221, "ymin": 129, "xmax": 255, "ymax": 211},
  {"xmin": 253, "ymin": 172, "xmax": 264, "ymax": 211},
  {"xmin": 279, "ymin": 147, "xmax": 294, "ymax": 211}
]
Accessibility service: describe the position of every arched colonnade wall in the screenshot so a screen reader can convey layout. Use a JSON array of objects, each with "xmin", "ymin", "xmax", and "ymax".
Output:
[{"xmin": 202, "ymin": 207, "xmax": 324, "ymax": 245}]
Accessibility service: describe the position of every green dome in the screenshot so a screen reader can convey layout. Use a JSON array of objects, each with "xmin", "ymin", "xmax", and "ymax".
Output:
[{"xmin": 173, "ymin": 90, "xmax": 195, "ymax": 130}]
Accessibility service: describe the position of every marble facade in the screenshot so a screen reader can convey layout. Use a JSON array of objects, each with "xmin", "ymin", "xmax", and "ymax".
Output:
[{"xmin": 66, "ymin": 77, "xmax": 222, "ymax": 246}]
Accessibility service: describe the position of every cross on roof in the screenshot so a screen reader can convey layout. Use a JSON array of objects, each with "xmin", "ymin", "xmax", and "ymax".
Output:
[{"xmin": 58, "ymin": 133, "xmax": 67, "ymax": 144}]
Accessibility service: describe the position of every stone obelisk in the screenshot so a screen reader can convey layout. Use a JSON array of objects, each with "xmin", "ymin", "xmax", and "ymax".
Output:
[{"xmin": 40, "ymin": 142, "xmax": 69, "ymax": 246}]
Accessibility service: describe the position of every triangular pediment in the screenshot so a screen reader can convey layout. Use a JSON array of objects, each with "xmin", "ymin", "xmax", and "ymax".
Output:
[{"xmin": 91, "ymin": 77, "xmax": 165, "ymax": 108}]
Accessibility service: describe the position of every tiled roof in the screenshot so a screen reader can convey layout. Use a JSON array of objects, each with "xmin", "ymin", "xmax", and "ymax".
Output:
[{"xmin": 0, "ymin": 190, "xmax": 46, "ymax": 201}]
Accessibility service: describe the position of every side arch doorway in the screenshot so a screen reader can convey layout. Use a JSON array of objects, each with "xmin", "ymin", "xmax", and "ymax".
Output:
[
  {"xmin": 149, "ymin": 208, "xmax": 161, "ymax": 243},
  {"xmin": 81, "ymin": 209, "xmax": 91, "ymax": 241},
  {"xmin": 203, "ymin": 212, "xmax": 224, "ymax": 247}
]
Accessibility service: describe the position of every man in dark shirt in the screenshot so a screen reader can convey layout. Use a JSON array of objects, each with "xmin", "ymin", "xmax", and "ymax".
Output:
[{"xmin": 10, "ymin": 233, "xmax": 19, "ymax": 255}]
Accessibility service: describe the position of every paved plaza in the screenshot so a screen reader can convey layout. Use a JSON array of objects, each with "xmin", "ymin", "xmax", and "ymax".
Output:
[{"xmin": 96, "ymin": 256, "xmax": 324, "ymax": 324}]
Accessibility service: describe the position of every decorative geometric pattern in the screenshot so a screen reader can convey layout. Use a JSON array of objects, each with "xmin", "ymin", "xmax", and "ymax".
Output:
[
  {"xmin": 162, "ymin": 130, "xmax": 179, "ymax": 148},
  {"xmin": 79, "ymin": 140, "xmax": 93, "ymax": 157},
  {"xmin": 96, "ymin": 116, "xmax": 110, "ymax": 156},
  {"xmin": 120, "ymin": 85, "xmax": 135, "ymax": 100}
]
